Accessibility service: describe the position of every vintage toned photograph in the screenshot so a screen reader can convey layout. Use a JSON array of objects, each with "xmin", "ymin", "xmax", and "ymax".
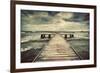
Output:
[
  {"xmin": 11, "ymin": 1, "xmax": 96, "ymax": 72},
  {"xmin": 21, "ymin": 10, "xmax": 90, "ymax": 63}
]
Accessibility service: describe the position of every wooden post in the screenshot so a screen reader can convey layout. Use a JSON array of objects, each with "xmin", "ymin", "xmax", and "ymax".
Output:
[
  {"xmin": 64, "ymin": 34, "xmax": 67, "ymax": 39},
  {"xmin": 41, "ymin": 34, "xmax": 45, "ymax": 39},
  {"xmin": 70, "ymin": 34, "xmax": 74, "ymax": 38},
  {"xmin": 48, "ymin": 34, "xmax": 51, "ymax": 39}
]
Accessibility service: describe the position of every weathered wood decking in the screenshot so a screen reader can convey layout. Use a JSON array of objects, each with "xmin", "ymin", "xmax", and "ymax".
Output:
[{"xmin": 34, "ymin": 34, "xmax": 80, "ymax": 61}]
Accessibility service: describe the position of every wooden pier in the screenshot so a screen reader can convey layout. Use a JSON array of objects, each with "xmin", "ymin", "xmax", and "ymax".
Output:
[{"xmin": 33, "ymin": 34, "xmax": 80, "ymax": 62}]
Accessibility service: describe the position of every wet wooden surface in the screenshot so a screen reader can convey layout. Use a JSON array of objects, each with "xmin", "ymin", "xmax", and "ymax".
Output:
[{"xmin": 35, "ymin": 34, "xmax": 80, "ymax": 61}]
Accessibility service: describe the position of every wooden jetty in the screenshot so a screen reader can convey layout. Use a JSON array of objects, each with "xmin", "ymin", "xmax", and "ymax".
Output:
[{"xmin": 33, "ymin": 34, "xmax": 80, "ymax": 62}]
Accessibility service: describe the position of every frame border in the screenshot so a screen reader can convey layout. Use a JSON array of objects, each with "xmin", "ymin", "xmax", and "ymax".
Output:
[{"xmin": 10, "ymin": 1, "xmax": 97, "ymax": 73}]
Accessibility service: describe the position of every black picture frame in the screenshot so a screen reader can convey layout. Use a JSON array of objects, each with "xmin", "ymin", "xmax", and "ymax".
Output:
[{"xmin": 11, "ymin": 0, "xmax": 96, "ymax": 73}]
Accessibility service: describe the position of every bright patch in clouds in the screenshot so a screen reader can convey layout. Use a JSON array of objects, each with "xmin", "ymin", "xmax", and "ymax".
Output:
[{"xmin": 21, "ymin": 10, "xmax": 89, "ymax": 31}]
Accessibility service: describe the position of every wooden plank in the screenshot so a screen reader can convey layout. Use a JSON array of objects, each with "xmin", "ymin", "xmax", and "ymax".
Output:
[{"xmin": 36, "ymin": 34, "xmax": 80, "ymax": 61}]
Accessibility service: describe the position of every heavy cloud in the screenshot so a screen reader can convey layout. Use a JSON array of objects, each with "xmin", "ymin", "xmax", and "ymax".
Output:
[{"xmin": 21, "ymin": 10, "xmax": 89, "ymax": 31}]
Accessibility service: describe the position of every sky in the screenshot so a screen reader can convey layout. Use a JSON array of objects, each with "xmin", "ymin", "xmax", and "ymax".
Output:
[{"xmin": 21, "ymin": 10, "xmax": 89, "ymax": 31}]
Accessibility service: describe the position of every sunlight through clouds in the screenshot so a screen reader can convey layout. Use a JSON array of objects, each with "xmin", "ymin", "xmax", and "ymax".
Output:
[{"xmin": 21, "ymin": 10, "xmax": 89, "ymax": 31}]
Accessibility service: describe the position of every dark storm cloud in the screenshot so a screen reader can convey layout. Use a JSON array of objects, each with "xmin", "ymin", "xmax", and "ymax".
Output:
[
  {"xmin": 63, "ymin": 13, "xmax": 89, "ymax": 22},
  {"xmin": 21, "ymin": 10, "xmax": 89, "ymax": 25},
  {"xmin": 21, "ymin": 10, "xmax": 56, "ymax": 25},
  {"xmin": 21, "ymin": 10, "xmax": 89, "ymax": 31},
  {"xmin": 73, "ymin": 13, "xmax": 89, "ymax": 21}
]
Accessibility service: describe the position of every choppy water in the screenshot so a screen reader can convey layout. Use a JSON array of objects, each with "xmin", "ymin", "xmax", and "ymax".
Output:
[{"xmin": 21, "ymin": 32, "xmax": 89, "ymax": 61}]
